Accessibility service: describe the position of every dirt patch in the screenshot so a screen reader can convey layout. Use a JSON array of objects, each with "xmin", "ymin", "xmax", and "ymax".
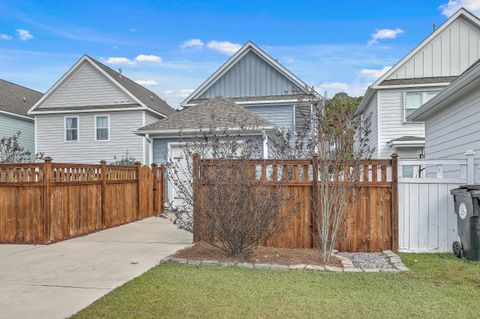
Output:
[{"xmin": 175, "ymin": 242, "xmax": 342, "ymax": 267}]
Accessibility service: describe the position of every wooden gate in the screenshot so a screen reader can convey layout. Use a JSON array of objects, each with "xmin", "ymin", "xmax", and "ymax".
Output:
[
  {"xmin": 193, "ymin": 155, "xmax": 398, "ymax": 252},
  {"xmin": 0, "ymin": 158, "xmax": 166, "ymax": 244}
]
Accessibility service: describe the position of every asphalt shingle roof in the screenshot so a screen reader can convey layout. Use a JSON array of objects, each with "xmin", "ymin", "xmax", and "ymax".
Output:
[
  {"xmin": 389, "ymin": 136, "xmax": 425, "ymax": 142},
  {"xmin": 138, "ymin": 96, "xmax": 275, "ymax": 133},
  {"xmin": 88, "ymin": 56, "xmax": 175, "ymax": 116},
  {"xmin": 0, "ymin": 79, "xmax": 43, "ymax": 118},
  {"xmin": 379, "ymin": 76, "xmax": 458, "ymax": 86}
]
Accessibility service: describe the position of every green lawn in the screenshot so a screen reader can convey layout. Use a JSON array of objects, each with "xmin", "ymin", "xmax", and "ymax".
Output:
[{"xmin": 72, "ymin": 254, "xmax": 480, "ymax": 319}]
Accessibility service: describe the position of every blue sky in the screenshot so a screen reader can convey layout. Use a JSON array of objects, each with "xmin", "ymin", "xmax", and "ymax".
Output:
[{"xmin": 0, "ymin": 0, "xmax": 478, "ymax": 107}]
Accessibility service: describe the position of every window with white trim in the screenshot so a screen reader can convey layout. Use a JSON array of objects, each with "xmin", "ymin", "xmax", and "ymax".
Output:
[
  {"xmin": 65, "ymin": 117, "xmax": 79, "ymax": 141},
  {"xmin": 404, "ymin": 91, "xmax": 439, "ymax": 121},
  {"xmin": 95, "ymin": 115, "xmax": 109, "ymax": 141}
]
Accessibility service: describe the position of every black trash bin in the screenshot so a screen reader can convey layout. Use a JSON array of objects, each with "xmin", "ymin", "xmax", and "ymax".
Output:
[{"xmin": 451, "ymin": 185, "xmax": 480, "ymax": 261}]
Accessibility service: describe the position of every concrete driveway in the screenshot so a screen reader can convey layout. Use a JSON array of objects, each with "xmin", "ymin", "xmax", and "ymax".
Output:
[{"xmin": 0, "ymin": 217, "xmax": 192, "ymax": 319}]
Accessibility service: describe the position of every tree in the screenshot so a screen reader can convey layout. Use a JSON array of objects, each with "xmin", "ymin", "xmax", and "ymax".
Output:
[{"xmin": 0, "ymin": 131, "xmax": 32, "ymax": 163}]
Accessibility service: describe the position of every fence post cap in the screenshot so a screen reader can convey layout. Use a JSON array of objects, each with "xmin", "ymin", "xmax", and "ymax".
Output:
[
  {"xmin": 151, "ymin": 163, "xmax": 157, "ymax": 167},
  {"xmin": 466, "ymin": 150, "xmax": 475, "ymax": 156},
  {"xmin": 44, "ymin": 156, "xmax": 52, "ymax": 162},
  {"xmin": 100, "ymin": 160, "xmax": 107, "ymax": 164},
  {"xmin": 134, "ymin": 161, "xmax": 142, "ymax": 166},
  {"xmin": 391, "ymin": 153, "xmax": 399, "ymax": 159}
]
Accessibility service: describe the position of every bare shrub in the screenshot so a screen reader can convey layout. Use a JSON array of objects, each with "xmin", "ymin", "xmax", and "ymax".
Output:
[{"xmin": 0, "ymin": 131, "xmax": 32, "ymax": 163}]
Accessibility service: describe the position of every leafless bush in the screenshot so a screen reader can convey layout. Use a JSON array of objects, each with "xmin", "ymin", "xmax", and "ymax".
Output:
[
  {"xmin": 0, "ymin": 131, "xmax": 32, "ymax": 163},
  {"xmin": 164, "ymin": 111, "xmax": 296, "ymax": 258}
]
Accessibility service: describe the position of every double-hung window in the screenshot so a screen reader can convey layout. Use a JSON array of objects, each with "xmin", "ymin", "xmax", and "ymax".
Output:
[
  {"xmin": 404, "ymin": 91, "xmax": 439, "ymax": 121},
  {"xmin": 65, "ymin": 116, "xmax": 79, "ymax": 141},
  {"xmin": 95, "ymin": 115, "xmax": 109, "ymax": 141}
]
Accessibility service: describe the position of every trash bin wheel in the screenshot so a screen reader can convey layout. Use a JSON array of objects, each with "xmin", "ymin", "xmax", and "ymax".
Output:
[{"xmin": 453, "ymin": 241, "xmax": 463, "ymax": 258}]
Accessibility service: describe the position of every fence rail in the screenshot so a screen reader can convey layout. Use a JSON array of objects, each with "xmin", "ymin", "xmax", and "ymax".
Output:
[
  {"xmin": 0, "ymin": 158, "xmax": 166, "ymax": 244},
  {"xmin": 193, "ymin": 155, "xmax": 398, "ymax": 252}
]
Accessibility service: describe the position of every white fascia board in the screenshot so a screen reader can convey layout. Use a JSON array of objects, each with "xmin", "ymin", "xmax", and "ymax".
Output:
[
  {"xmin": 388, "ymin": 140, "xmax": 425, "ymax": 147},
  {"xmin": 0, "ymin": 110, "xmax": 34, "ymax": 121}
]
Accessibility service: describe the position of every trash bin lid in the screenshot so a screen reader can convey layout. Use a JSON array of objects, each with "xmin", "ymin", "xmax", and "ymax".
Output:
[{"xmin": 459, "ymin": 185, "xmax": 480, "ymax": 190}]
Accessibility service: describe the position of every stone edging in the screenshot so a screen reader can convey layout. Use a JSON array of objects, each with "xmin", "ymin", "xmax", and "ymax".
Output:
[{"xmin": 160, "ymin": 250, "xmax": 409, "ymax": 273}]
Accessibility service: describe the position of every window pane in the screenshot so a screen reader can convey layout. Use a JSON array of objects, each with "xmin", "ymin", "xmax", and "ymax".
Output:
[
  {"xmin": 97, "ymin": 128, "xmax": 108, "ymax": 140},
  {"xmin": 66, "ymin": 117, "xmax": 78, "ymax": 129},
  {"xmin": 66, "ymin": 129, "xmax": 77, "ymax": 141},
  {"xmin": 405, "ymin": 93, "xmax": 422, "ymax": 109},
  {"xmin": 403, "ymin": 165, "xmax": 414, "ymax": 178},
  {"xmin": 96, "ymin": 116, "xmax": 108, "ymax": 128}
]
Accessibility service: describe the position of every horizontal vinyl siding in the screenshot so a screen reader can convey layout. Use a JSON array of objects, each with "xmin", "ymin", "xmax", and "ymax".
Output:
[
  {"xmin": 40, "ymin": 61, "xmax": 134, "ymax": 109},
  {"xmin": 387, "ymin": 16, "xmax": 480, "ymax": 80},
  {"xmin": 378, "ymin": 89, "xmax": 426, "ymax": 158},
  {"xmin": 362, "ymin": 93, "xmax": 378, "ymax": 157},
  {"xmin": 246, "ymin": 104, "xmax": 294, "ymax": 131},
  {"xmin": 0, "ymin": 113, "xmax": 35, "ymax": 157},
  {"xmin": 200, "ymin": 51, "xmax": 301, "ymax": 98},
  {"xmin": 425, "ymin": 88, "xmax": 480, "ymax": 159},
  {"xmin": 36, "ymin": 110, "xmax": 144, "ymax": 164}
]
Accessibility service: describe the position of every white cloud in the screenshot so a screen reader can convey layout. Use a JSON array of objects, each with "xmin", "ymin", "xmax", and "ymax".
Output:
[
  {"xmin": 316, "ymin": 81, "xmax": 369, "ymax": 98},
  {"xmin": 0, "ymin": 34, "xmax": 12, "ymax": 40},
  {"xmin": 135, "ymin": 80, "xmax": 159, "ymax": 86},
  {"xmin": 369, "ymin": 28, "xmax": 404, "ymax": 45},
  {"xmin": 134, "ymin": 54, "xmax": 162, "ymax": 63},
  {"xmin": 16, "ymin": 29, "xmax": 33, "ymax": 41},
  {"xmin": 177, "ymin": 89, "xmax": 194, "ymax": 98},
  {"xmin": 207, "ymin": 40, "xmax": 242, "ymax": 55},
  {"xmin": 359, "ymin": 66, "xmax": 392, "ymax": 79},
  {"xmin": 106, "ymin": 57, "xmax": 133, "ymax": 65},
  {"xmin": 180, "ymin": 38, "xmax": 204, "ymax": 49},
  {"xmin": 129, "ymin": 28, "xmax": 137, "ymax": 32},
  {"xmin": 439, "ymin": 0, "xmax": 480, "ymax": 16},
  {"xmin": 163, "ymin": 90, "xmax": 174, "ymax": 95}
]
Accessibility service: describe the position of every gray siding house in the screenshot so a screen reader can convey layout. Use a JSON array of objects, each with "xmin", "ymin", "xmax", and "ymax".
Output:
[
  {"xmin": 182, "ymin": 41, "xmax": 313, "ymax": 135},
  {"xmin": 29, "ymin": 55, "xmax": 175, "ymax": 164},
  {"xmin": 0, "ymin": 79, "xmax": 42, "ymax": 158},
  {"xmin": 357, "ymin": 8, "xmax": 480, "ymax": 159},
  {"xmin": 408, "ymin": 59, "xmax": 480, "ymax": 159}
]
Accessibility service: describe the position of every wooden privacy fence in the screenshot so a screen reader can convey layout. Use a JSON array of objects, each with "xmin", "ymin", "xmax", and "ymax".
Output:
[
  {"xmin": 0, "ymin": 158, "xmax": 165, "ymax": 244},
  {"xmin": 193, "ymin": 154, "xmax": 398, "ymax": 252}
]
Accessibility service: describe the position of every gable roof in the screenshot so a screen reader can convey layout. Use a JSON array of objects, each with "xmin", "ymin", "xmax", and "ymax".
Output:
[
  {"xmin": 182, "ymin": 41, "xmax": 312, "ymax": 106},
  {"xmin": 358, "ymin": 7, "xmax": 480, "ymax": 113},
  {"xmin": 0, "ymin": 79, "xmax": 42, "ymax": 120},
  {"xmin": 137, "ymin": 96, "xmax": 275, "ymax": 135},
  {"xmin": 29, "ymin": 55, "xmax": 175, "ymax": 116},
  {"xmin": 408, "ymin": 57, "xmax": 480, "ymax": 122}
]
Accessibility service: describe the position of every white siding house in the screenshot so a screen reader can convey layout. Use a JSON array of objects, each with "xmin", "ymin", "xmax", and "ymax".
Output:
[
  {"xmin": 408, "ymin": 59, "xmax": 480, "ymax": 160},
  {"xmin": 29, "ymin": 55, "xmax": 175, "ymax": 164},
  {"xmin": 357, "ymin": 8, "xmax": 480, "ymax": 159}
]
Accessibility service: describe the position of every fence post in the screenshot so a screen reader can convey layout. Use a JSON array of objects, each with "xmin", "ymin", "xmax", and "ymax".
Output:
[
  {"xmin": 100, "ymin": 160, "xmax": 107, "ymax": 226},
  {"xmin": 151, "ymin": 163, "xmax": 158, "ymax": 214},
  {"xmin": 466, "ymin": 150, "xmax": 475, "ymax": 185},
  {"xmin": 391, "ymin": 153, "xmax": 399, "ymax": 252},
  {"xmin": 43, "ymin": 157, "xmax": 52, "ymax": 243},
  {"xmin": 135, "ymin": 161, "xmax": 142, "ymax": 219},
  {"xmin": 192, "ymin": 153, "xmax": 200, "ymax": 242},
  {"xmin": 311, "ymin": 154, "xmax": 318, "ymax": 245}
]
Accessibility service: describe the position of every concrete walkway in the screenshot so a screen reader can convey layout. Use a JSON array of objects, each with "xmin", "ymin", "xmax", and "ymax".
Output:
[{"xmin": 0, "ymin": 217, "xmax": 192, "ymax": 319}]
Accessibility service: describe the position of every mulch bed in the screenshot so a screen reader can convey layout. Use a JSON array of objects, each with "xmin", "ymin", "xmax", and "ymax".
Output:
[{"xmin": 175, "ymin": 242, "xmax": 342, "ymax": 267}]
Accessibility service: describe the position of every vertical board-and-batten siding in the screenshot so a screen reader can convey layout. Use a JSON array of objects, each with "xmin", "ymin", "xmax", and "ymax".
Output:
[
  {"xmin": 199, "ymin": 51, "xmax": 302, "ymax": 98},
  {"xmin": 425, "ymin": 87, "xmax": 480, "ymax": 159},
  {"xmin": 387, "ymin": 16, "xmax": 480, "ymax": 80},
  {"xmin": 0, "ymin": 113, "xmax": 35, "ymax": 156},
  {"xmin": 36, "ymin": 111, "xmax": 144, "ymax": 163},
  {"xmin": 39, "ymin": 61, "xmax": 135, "ymax": 108}
]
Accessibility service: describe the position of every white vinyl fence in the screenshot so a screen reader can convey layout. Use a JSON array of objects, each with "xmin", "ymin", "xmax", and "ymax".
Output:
[{"xmin": 398, "ymin": 151, "xmax": 479, "ymax": 252}]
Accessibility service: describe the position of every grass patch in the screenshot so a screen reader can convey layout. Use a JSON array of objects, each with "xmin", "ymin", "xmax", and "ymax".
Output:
[{"xmin": 72, "ymin": 254, "xmax": 480, "ymax": 319}]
